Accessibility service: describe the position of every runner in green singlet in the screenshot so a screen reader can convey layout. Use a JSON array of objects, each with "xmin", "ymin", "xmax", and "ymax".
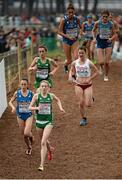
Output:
[
  {"xmin": 28, "ymin": 45, "xmax": 58, "ymax": 89},
  {"xmin": 29, "ymin": 80, "xmax": 65, "ymax": 171}
]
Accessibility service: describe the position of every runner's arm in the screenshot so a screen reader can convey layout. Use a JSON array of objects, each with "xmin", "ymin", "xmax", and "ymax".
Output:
[
  {"xmin": 58, "ymin": 18, "xmax": 68, "ymax": 39},
  {"xmin": 92, "ymin": 21, "xmax": 98, "ymax": 40},
  {"xmin": 28, "ymin": 57, "xmax": 38, "ymax": 71},
  {"xmin": 49, "ymin": 59, "xmax": 59, "ymax": 76},
  {"xmin": 51, "ymin": 93, "xmax": 65, "ymax": 112},
  {"xmin": 80, "ymin": 22, "xmax": 86, "ymax": 36},
  {"xmin": 77, "ymin": 17, "xmax": 83, "ymax": 36},
  {"xmin": 29, "ymin": 94, "xmax": 39, "ymax": 111},
  {"xmin": 89, "ymin": 61, "xmax": 99, "ymax": 79},
  {"xmin": 69, "ymin": 61, "xmax": 76, "ymax": 81},
  {"xmin": 9, "ymin": 91, "xmax": 17, "ymax": 113},
  {"xmin": 109, "ymin": 25, "xmax": 117, "ymax": 41}
]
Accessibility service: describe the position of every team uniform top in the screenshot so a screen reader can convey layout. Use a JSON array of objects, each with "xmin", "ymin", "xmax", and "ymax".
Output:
[
  {"xmin": 96, "ymin": 20, "xmax": 113, "ymax": 48},
  {"xmin": 36, "ymin": 58, "xmax": 50, "ymax": 81},
  {"xmin": 72, "ymin": 58, "xmax": 93, "ymax": 78},
  {"xmin": 16, "ymin": 89, "xmax": 33, "ymax": 116},
  {"xmin": 83, "ymin": 21, "xmax": 94, "ymax": 40},
  {"xmin": 63, "ymin": 15, "xmax": 79, "ymax": 45},
  {"xmin": 35, "ymin": 93, "xmax": 53, "ymax": 128},
  {"xmin": 34, "ymin": 58, "xmax": 52, "ymax": 88},
  {"xmin": 97, "ymin": 20, "xmax": 113, "ymax": 40}
]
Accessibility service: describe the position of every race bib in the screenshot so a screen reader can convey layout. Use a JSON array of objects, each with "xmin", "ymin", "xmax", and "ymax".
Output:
[
  {"xmin": 66, "ymin": 28, "xmax": 78, "ymax": 39},
  {"xmin": 77, "ymin": 66, "xmax": 89, "ymax": 77},
  {"xmin": 99, "ymin": 28, "xmax": 111, "ymax": 39},
  {"xmin": 85, "ymin": 31, "xmax": 93, "ymax": 38},
  {"xmin": 19, "ymin": 102, "xmax": 30, "ymax": 113},
  {"xmin": 38, "ymin": 103, "xmax": 51, "ymax": 115},
  {"xmin": 36, "ymin": 69, "xmax": 48, "ymax": 79}
]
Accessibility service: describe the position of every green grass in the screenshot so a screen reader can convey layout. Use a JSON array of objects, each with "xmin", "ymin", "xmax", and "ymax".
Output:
[{"xmin": 47, "ymin": 48, "xmax": 65, "ymax": 61}]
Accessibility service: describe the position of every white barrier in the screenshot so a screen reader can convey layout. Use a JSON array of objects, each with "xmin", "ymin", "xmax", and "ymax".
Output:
[{"xmin": 0, "ymin": 59, "xmax": 7, "ymax": 118}]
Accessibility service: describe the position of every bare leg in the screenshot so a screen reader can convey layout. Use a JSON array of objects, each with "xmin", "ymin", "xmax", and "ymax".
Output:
[
  {"xmin": 71, "ymin": 41, "xmax": 79, "ymax": 60},
  {"xmin": 97, "ymin": 48, "xmax": 104, "ymax": 74},
  {"xmin": 24, "ymin": 116, "xmax": 34, "ymax": 154},
  {"xmin": 75, "ymin": 85, "xmax": 86, "ymax": 119},
  {"xmin": 104, "ymin": 47, "xmax": 112, "ymax": 76},
  {"xmin": 84, "ymin": 86, "xmax": 93, "ymax": 108},
  {"xmin": 36, "ymin": 125, "xmax": 53, "ymax": 170},
  {"xmin": 63, "ymin": 43, "xmax": 72, "ymax": 72}
]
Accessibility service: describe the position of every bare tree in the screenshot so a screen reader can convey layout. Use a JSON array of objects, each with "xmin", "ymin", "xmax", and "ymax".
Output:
[
  {"xmin": 68, "ymin": 0, "xmax": 73, "ymax": 4},
  {"xmin": 84, "ymin": 0, "xmax": 89, "ymax": 15},
  {"xmin": 1, "ymin": 0, "xmax": 8, "ymax": 15},
  {"xmin": 92, "ymin": 0, "xmax": 99, "ymax": 14},
  {"xmin": 56, "ymin": 0, "xmax": 61, "ymax": 13},
  {"xmin": 35, "ymin": 0, "xmax": 39, "ymax": 13},
  {"xmin": 49, "ymin": 0, "xmax": 53, "ymax": 13},
  {"xmin": 61, "ymin": 0, "xmax": 65, "ymax": 13},
  {"xmin": 19, "ymin": 0, "xmax": 25, "ymax": 14},
  {"xmin": 26, "ymin": 0, "xmax": 34, "ymax": 16},
  {"xmin": 77, "ymin": 0, "xmax": 82, "ymax": 11},
  {"xmin": 42, "ymin": 0, "xmax": 47, "ymax": 14}
]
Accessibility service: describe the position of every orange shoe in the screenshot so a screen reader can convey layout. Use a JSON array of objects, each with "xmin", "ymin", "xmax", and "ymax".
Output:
[{"xmin": 48, "ymin": 146, "xmax": 54, "ymax": 161}]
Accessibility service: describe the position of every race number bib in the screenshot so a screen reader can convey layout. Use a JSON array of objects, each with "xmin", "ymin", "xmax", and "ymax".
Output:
[
  {"xmin": 77, "ymin": 66, "xmax": 89, "ymax": 77},
  {"xmin": 38, "ymin": 103, "xmax": 51, "ymax": 115},
  {"xmin": 36, "ymin": 69, "xmax": 48, "ymax": 79},
  {"xmin": 99, "ymin": 28, "xmax": 111, "ymax": 39},
  {"xmin": 66, "ymin": 28, "xmax": 78, "ymax": 39},
  {"xmin": 19, "ymin": 103, "xmax": 30, "ymax": 113},
  {"xmin": 85, "ymin": 31, "xmax": 93, "ymax": 38}
]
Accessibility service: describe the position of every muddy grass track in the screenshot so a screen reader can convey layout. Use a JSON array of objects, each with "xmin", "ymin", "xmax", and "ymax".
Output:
[{"xmin": 0, "ymin": 61, "xmax": 122, "ymax": 179}]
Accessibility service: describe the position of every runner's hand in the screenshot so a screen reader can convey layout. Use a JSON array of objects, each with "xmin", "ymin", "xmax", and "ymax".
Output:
[
  {"xmin": 49, "ymin": 72, "xmax": 54, "ymax": 76},
  {"xmin": 107, "ymin": 38, "xmax": 112, "ymax": 43},
  {"xmin": 67, "ymin": 35, "xmax": 76, "ymax": 41},
  {"xmin": 60, "ymin": 108, "xmax": 65, "ymax": 113},
  {"xmin": 84, "ymin": 77, "xmax": 91, "ymax": 84},
  {"xmin": 12, "ymin": 107, "xmax": 16, "ymax": 113}
]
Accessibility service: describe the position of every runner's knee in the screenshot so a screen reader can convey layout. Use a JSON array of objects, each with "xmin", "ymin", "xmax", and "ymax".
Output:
[
  {"xmin": 79, "ymin": 102, "xmax": 84, "ymax": 108},
  {"xmin": 85, "ymin": 101, "xmax": 92, "ymax": 107},
  {"xmin": 24, "ymin": 132, "xmax": 30, "ymax": 137},
  {"xmin": 41, "ymin": 141, "xmax": 47, "ymax": 148}
]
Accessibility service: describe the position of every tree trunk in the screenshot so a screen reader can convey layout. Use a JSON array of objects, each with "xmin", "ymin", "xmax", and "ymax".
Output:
[
  {"xmin": 42, "ymin": 0, "xmax": 47, "ymax": 14},
  {"xmin": 92, "ymin": 0, "xmax": 99, "ymax": 14},
  {"xmin": 19, "ymin": 0, "xmax": 24, "ymax": 15},
  {"xmin": 77, "ymin": 0, "xmax": 82, "ymax": 11},
  {"xmin": 35, "ymin": 0, "xmax": 39, "ymax": 13},
  {"xmin": 68, "ymin": 0, "xmax": 73, "ymax": 4},
  {"xmin": 1, "ymin": 0, "xmax": 8, "ymax": 15},
  {"xmin": 61, "ymin": 0, "xmax": 65, "ymax": 13},
  {"xmin": 56, "ymin": 0, "xmax": 61, "ymax": 13},
  {"xmin": 26, "ymin": 0, "xmax": 34, "ymax": 16},
  {"xmin": 49, "ymin": 0, "xmax": 53, "ymax": 13},
  {"xmin": 84, "ymin": 0, "xmax": 89, "ymax": 15}
]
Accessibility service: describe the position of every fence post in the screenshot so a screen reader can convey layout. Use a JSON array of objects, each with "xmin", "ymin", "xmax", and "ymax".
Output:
[
  {"xmin": 31, "ymin": 35, "xmax": 33, "ymax": 62},
  {"xmin": 17, "ymin": 41, "xmax": 22, "ymax": 82},
  {"xmin": 8, "ymin": 68, "xmax": 11, "ymax": 93},
  {"xmin": 26, "ymin": 47, "xmax": 31, "ymax": 83}
]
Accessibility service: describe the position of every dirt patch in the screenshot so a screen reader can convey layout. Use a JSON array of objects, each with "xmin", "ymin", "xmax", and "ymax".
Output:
[{"xmin": 0, "ymin": 61, "xmax": 122, "ymax": 179}]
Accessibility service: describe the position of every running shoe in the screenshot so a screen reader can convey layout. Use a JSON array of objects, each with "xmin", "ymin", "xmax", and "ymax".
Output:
[
  {"xmin": 64, "ymin": 65, "xmax": 69, "ymax": 73},
  {"xmin": 99, "ymin": 66, "xmax": 103, "ymax": 75},
  {"xmin": 104, "ymin": 76, "xmax": 109, "ymax": 82},
  {"xmin": 26, "ymin": 148, "xmax": 32, "ymax": 155},
  {"xmin": 48, "ymin": 146, "xmax": 54, "ymax": 161},
  {"xmin": 80, "ymin": 118, "xmax": 88, "ymax": 126},
  {"xmin": 38, "ymin": 165, "xmax": 44, "ymax": 171}
]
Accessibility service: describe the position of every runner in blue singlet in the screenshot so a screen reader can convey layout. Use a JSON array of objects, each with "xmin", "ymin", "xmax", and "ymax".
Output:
[{"xmin": 58, "ymin": 3, "xmax": 82, "ymax": 73}]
